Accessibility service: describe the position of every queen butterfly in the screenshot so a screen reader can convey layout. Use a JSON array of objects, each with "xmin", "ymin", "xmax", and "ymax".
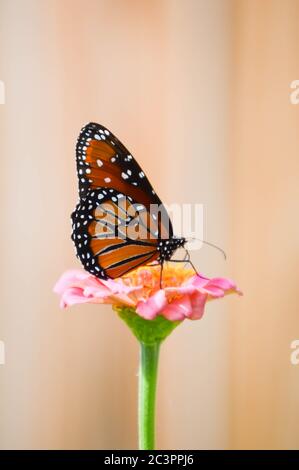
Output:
[{"xmin": 71, "ymin": 122, "xmax": 186, "ymax": 279}]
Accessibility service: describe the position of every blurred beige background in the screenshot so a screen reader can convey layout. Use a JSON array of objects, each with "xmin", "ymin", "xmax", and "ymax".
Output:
[{"xmin": 0, "ymin": 0, "xmax": 298, "ymax": 449}]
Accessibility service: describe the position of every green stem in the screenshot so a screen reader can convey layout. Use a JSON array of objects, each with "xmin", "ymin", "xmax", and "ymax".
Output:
[
  {"xmin": 138, "ymin": 341, "xmax": 160, "ymax": 450},
  {"xmin": 115, "ymin": 307, "xmax": 181, "ymax": 449}
]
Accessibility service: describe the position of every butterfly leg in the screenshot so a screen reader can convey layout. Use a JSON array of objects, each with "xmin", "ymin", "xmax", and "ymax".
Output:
[
  {"xmin": 159, "ymin": 261, "xmax": 164, "ymax": 289},
  {"xmin": 186, "ymin": 259, "xmax": 199, "ymax": 276},
  {"xmin": 167, "ymin": 250, "xmax": 187, "ymax": 265},
  {"xmin": 168, "ymin": 250, "xmax": 199, "ymax": 275},
  {"xmin": 168, "ymin": 258, "xmax": 198, "ymax": 275},
  {"xmin": 185, "ymin": 249, "xmax": 199, "ymax": 275}
]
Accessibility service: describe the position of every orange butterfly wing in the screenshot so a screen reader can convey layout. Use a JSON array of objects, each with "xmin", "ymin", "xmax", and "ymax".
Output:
[{"xmin": 72, "ymin": 123, "xmax": 184, "ymax": 279}]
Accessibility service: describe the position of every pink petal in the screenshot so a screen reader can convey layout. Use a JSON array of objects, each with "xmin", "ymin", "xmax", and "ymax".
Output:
[
  {"xmin": 189, "ymin": 293, "xmax": 208, "ymax": 320},
  {"xmin": 191, "ymin": 274, "xmax": 241, "ymax": 298},
  {"xmin": 59, "ymin": 287, "xmax": 100, "ymax": 309},
  {"xmin": 101, "ymin": 278, "xmax": 141, "ymax": 295},
  {"xmin": 53, "ymin": 269, "xmax": 92, "ymax": 295},
  {"xmin": 162, "ymin": 295, "xmax": 193, "ymax": 321},
  {"xmin": 136, "ymin": 290, "xmax": 167, "ymax": 320},
  {"xmin": 202, "ymin": 286, "xmax": 226, "ymax": 297},
  {"xmin": 164, "ymin": 284, "xmax": 196, "ymax": 296},
  {"xmin": 205, "ymin": 277, "xmax": 238, "ymax": 291},
  {"xmin": 54, "ymin": 269, "xmax": 143, "ymax": 309},
  {"xmin": 189, "ymin": 274, "xmax": 210, "ymax": 289}
]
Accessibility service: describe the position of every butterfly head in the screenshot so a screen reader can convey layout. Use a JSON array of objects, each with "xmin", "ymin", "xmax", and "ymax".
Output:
[{"xmin": 157, "ymin": 236, "xmax": 186, "ymax": 262}]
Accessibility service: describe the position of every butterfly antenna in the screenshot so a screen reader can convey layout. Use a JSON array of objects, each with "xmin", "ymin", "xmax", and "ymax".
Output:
[{"xmin": 187, "ymin": 238, "xmax": 227, "ymax": 260}]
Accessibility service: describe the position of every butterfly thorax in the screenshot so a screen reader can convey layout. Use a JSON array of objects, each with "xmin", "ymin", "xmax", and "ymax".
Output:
[{"xmin": 157, "ymin": 237, "xmax": 186, "ymax": 262}]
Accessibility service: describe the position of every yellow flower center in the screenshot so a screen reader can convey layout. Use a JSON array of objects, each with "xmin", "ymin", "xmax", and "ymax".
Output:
[{"xmin": 122, "ymin": 264, "xmax": 194, "ymax": 300}]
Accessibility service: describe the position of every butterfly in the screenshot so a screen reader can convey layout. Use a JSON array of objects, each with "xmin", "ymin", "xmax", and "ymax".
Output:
[{"xmin": 71, "ymin": 122, "xmax": 187, "ymax": 279}]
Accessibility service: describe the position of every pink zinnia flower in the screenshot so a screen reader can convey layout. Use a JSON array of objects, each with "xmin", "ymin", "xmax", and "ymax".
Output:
[{"xmin": 54, "ymin": 265, "xmax": 241, "ymax": 321}]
